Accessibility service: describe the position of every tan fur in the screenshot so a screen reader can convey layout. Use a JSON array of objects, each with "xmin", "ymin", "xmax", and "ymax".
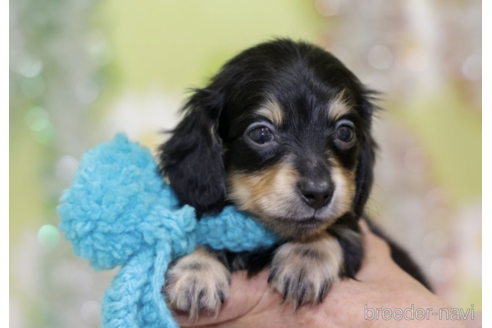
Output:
[
  {"xmin": 255, "ymin": 99, "xmax": 284, "ymax": 125},
  {"xmin": 227, "ymin": 161, "xmax": 298, "ymax": 214},
  {"xmin": 227, "ymin": 156, "xmax": 357, "ymax": 237},
  {"xmin": 327, "ymin": 89, "xmax": 354, "ymax": 121},
  {"xmin": 269, "ymin": 234, "xmax": 344, "ymax": 307},
  {"xmin": 329, "ymin": 157, "xmax": 356, "ymax": 217},
  {"xmin": 164, "ymin": 247, "xmax": 230, "ymax": 320},
  {"xmin": 227, "ymin": 161, "xmax": 305, "ymax": 235}
]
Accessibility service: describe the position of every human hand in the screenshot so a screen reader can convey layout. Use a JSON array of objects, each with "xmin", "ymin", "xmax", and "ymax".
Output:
[{"xmin": 172, "ymin": 220, "xmax": 472, "ymax": 327}]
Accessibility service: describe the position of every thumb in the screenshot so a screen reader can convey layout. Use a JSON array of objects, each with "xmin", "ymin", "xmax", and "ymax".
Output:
[{"xmin": 356, "ymin": 219, "xmax": 396, "ymax": 281}]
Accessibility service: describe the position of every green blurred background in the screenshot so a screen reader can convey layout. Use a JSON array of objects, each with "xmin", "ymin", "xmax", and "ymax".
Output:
[{"xmin": 10, "ymin": 0, "xmax": 481, "ymax": 327}]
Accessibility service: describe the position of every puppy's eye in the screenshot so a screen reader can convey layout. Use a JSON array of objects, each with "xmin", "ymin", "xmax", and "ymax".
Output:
[
  {"xmin": 248, "ymin": 126, "xmax": 275, "ymax": 145},
  {"xmin": 336, "ymin": 126, "xmax": 354, "ymax": 143},
  {"xmin": 335, "ymin": 120, "xmax": 356, "ymax": 148}
]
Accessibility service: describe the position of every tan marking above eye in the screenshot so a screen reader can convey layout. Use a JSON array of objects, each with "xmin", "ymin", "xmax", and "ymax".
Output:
[
  {"xmin": 328, "ymin": 89, "xmax": 354, "ymax": 121},
  {"xmin": 254, "ymin": 99, "xmax": 284, "ymax": 125}
]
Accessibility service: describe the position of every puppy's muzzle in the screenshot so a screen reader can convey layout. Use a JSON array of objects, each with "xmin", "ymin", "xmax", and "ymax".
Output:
[{"xmin": 297, "ymin": 178, "xmax": 334, "ymax": 210}]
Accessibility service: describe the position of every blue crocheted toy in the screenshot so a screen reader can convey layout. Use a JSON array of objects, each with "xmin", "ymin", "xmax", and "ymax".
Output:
[{"xmin": 57, "ymin": 134, "xmax": 278, "ymax": 328}]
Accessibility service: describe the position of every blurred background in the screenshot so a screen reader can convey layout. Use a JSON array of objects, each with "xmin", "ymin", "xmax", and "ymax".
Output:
[{"xmin": 10, "ymin": 0, "xmax": 481, "ymax": 326}]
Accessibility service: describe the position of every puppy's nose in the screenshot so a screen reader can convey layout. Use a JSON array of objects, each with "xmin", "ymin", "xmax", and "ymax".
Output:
[{"xmin": 297, "ymin": 179, "xmax": 333, "ymax": 210}]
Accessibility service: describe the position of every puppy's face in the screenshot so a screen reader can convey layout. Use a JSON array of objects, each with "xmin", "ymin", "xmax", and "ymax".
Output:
[
  {"xmin": 225, "ymin": 92, "xmax": 360, "ymax": 237},
  {"xmin": 160, "ymin": 40, "xmax": 376, "ymax": 238}
]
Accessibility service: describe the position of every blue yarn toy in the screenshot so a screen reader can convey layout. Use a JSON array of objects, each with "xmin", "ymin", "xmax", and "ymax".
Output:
[{"xmin": 58, "ymin": 134, "xmax": 279, "ymax": 328}]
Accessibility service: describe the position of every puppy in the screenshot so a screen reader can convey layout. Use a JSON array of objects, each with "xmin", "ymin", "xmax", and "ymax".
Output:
[{"xmin": 159, "ymin": 39, "xmax": 430, "ymax": 319}]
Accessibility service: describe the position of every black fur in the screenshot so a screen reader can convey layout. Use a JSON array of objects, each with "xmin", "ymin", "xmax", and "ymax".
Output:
[
  {"xmin": 159, "ymin": 39, "xmax": 431, "ymax": 293},
  {"xmin": 211, "ymin": 244, "xmax": 281, "ymax": 277},
  {"xmin": 158, "ymin": 88, "xmax": 226, "ymax": 215},
  {"xmin": 331, "ymin": 213, "xmax": 364, "ymax": 279}
]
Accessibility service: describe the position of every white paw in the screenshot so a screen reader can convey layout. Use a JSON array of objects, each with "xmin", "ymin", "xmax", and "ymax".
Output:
[
  {"xmin": 268, "ymin": 236, "xmax": 343, "ymax": 308},
  {"xmin": 164, "ymin": 248, "xmax": 230, "ymax": 320}
]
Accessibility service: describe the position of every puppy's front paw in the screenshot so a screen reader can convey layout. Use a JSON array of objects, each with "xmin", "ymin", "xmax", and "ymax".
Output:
[
  {"xmin": 268, "ymin": 235, "xmax": 343, "ymax": 308},
  {"xmin": 164, "ymin": 247, "xmax": 231, "ymax": 320}
]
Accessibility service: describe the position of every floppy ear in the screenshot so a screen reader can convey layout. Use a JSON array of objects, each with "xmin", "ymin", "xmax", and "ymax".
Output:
[
  {"xmin": 158, "ymin": 88, "xmax": 226, "ymax": 216},
  {"xmin": 353, "ymin": 91, "xmax": 378, "ymax": 217}
]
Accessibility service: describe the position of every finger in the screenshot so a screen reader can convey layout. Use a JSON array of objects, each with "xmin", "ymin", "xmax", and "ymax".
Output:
[
  {"xmin": 358, "ymin": 218, "xmax": 370, "ymax": 234},
  {"xmin": 356, "ymin": 219, "xmax": 395, "ymax": 281},
  {"xmin": 358, "ymin": 219, "xmax": 392, "ymax": 259}
]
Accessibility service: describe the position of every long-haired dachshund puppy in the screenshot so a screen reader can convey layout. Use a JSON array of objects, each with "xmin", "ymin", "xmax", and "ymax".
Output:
[{"xmin": 159, "ymin": 39, "xmax": 430, "ymax": 319}]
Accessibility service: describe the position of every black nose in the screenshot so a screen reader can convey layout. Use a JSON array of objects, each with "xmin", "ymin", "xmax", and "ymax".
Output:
[{"xmin": 297, "ymin": 179, "xmax": 333, "ymax": 210}]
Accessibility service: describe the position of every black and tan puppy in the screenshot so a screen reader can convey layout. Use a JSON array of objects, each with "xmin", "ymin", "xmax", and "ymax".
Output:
[{"xmin": 159, "ymin": 39, "xmax": 430, "ymax": 319}]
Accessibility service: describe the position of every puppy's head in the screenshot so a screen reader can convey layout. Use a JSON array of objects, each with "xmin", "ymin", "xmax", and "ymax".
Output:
[{"xmin": 159, "ymin": 39, "xmax": 377, "ymax": 238}]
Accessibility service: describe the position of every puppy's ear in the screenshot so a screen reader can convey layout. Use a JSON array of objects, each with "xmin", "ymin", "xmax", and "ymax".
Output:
[
  {"xmin": 158, "ymin": 88, "xmax": 226, "ymax": 215},
  {"xmin": 353, "ymin": 91, "xmax": 378, "ymax": 216}
]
